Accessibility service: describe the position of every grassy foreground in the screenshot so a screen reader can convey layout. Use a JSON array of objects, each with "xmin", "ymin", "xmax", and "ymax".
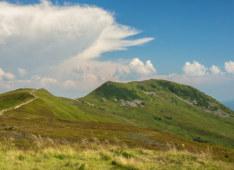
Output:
[{"xmin": 0, "ymin": 144, "xmax": 233, "ymax": 170}]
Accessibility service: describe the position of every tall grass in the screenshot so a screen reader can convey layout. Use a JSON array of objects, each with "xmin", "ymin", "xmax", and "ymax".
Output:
[{"xmin": 0, "ymin": 143, "xmax": 233, "ymax": 170}]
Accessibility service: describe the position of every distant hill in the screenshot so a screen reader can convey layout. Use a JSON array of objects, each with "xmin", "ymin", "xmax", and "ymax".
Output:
[{"xmin": 0, "ymin": 79, "xmax": 234, "ymax": 161}]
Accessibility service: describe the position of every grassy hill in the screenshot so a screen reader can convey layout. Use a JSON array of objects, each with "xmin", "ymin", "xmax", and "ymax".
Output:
[
  {"xmin": 0, "ymin": 79, "xmax": 234, "ymax": 169},
  {"xmin": 80, "ymin": 79, "xmax": 234, "ymax": 148}
]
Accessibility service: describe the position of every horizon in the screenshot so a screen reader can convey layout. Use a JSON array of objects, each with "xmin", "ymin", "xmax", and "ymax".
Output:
[
  {"xmin": 0, "ymin": 78, "xmax": 233, "ymax": 106},
  {"xmin": 0, "ymin": 0, "xmax": 233, "ymax": 101}
]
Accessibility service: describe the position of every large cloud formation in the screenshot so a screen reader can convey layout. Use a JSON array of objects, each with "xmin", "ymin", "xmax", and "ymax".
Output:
[
  {"xmin": 0, "ymin": 1, "xmax": 155, "ymax": 95},
  {"xmin": 0, "ymin": 1, "xmax": 152, "ymax": 66}
]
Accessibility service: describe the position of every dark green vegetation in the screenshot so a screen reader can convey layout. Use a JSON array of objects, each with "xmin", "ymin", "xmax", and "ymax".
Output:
[{"xmin": 0, "ymin": 79, "xmax": 234, "ymax": 168}]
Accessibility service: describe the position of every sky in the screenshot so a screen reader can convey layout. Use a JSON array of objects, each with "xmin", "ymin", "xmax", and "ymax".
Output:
[{"xmin": 0, "ymin": 0, "xmax": 234, "ymax": 101}]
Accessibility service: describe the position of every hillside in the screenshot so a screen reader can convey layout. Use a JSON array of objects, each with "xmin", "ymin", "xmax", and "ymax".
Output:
[
  {"xmin": 0, "ymin": 79, "xmax": 234, "ymax": 167},
  {"xmin": 80, "ymin": 79, "xmax": 234, "ymax": 148}
]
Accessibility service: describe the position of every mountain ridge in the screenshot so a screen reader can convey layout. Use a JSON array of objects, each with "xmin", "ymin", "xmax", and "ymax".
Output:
[{"xmin": 88, "ymin": 79, "xmax": 233, "ymax": 116}]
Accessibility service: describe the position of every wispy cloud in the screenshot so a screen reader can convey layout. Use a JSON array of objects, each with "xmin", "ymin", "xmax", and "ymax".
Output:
[{"xmin": 0, "ymin": 1, "xmax": 153, "ymax": 70}]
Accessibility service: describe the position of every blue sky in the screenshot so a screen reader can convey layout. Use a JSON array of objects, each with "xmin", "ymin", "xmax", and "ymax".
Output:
[{"xmin": 0, "ymin": 0, "xmax": 234, "ymax": 101}]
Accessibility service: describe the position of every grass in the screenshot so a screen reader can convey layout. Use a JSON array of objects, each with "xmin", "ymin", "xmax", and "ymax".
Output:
[
  {"xmin": 0, "ymin": 116, "xmax": 234, "ymax": 163},
  {"xmin": 0, "ymin": 143, "xmax": 233, "ymax": 170}
]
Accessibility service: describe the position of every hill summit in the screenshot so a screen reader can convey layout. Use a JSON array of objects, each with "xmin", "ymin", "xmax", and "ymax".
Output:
[{"xmin": 80, "ymin": 79, "xmax": 234, "ymax": 147}]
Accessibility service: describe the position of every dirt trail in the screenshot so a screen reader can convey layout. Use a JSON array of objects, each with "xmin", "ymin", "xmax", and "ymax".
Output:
[{"xmin": 0, "ymin": 90, "xmax": 38, "ymax": 115}]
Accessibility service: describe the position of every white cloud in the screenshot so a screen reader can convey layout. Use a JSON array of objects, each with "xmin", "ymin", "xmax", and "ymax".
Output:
[
  {"xmin": 30, "ymin": 75, "xmax": 58, "ymax": 87},
  {"xmin": 63, "ymin": 80, "xmax": 77, "ymax": 89},
  {"xmin": 129, "ymin": 58, "xmax": 156, "ymax": 75},
  {"xmin": 50, "ymin": 57, "xmax": 156, "ymax": 94},
  {"xmin": 39, "ymin": 77, "xmax": 58, "ymax": 87},
  {"xmin": 0, "ymin": 1, "xmax": 153, "ymax": 70},
  {"xmin": 0, "ymin": 1, "xmax": 154, "ymax": 95},
  {"xmin": 18, "ymin": 68, "xmax": 27, "ymax": 77},
  {"xmin": 225, "ymin": 61, "xmax": 234, "ymax": 74},
  {"xmin": 209, "ymin": 65, "xmax": 221, "ymax": 75},
  {"xmin": 183, "ymin": 61, "xmax": 223, "ymax": 76},
  {"xmin": 0, "ymin": 67, "xmax": 15, "ymax": 80},
  {"xmin": 183, "ymin": 61, "xmax": 207, "ymax": 76}
]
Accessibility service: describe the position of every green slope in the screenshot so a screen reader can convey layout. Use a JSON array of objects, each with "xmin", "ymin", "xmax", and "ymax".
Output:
[
  {"xmin": 0, "ymin": 88, "xmax": 35, "ymax": 111},
  {"xmin": 0, "ymin": 79, "xmax": 234, "ymax": 159},
  {"xmin": 80, "ymin": 79, "xmax": 234, "ymax": 147},
  {"xmin": 0, "ymin": 88, "xmax": 123, "ymax": 122}
]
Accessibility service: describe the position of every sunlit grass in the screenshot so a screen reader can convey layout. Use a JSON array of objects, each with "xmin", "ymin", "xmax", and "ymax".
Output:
[{"xmin": 0, "ymin": 144, "xmax": 233, "ymax": 170}]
